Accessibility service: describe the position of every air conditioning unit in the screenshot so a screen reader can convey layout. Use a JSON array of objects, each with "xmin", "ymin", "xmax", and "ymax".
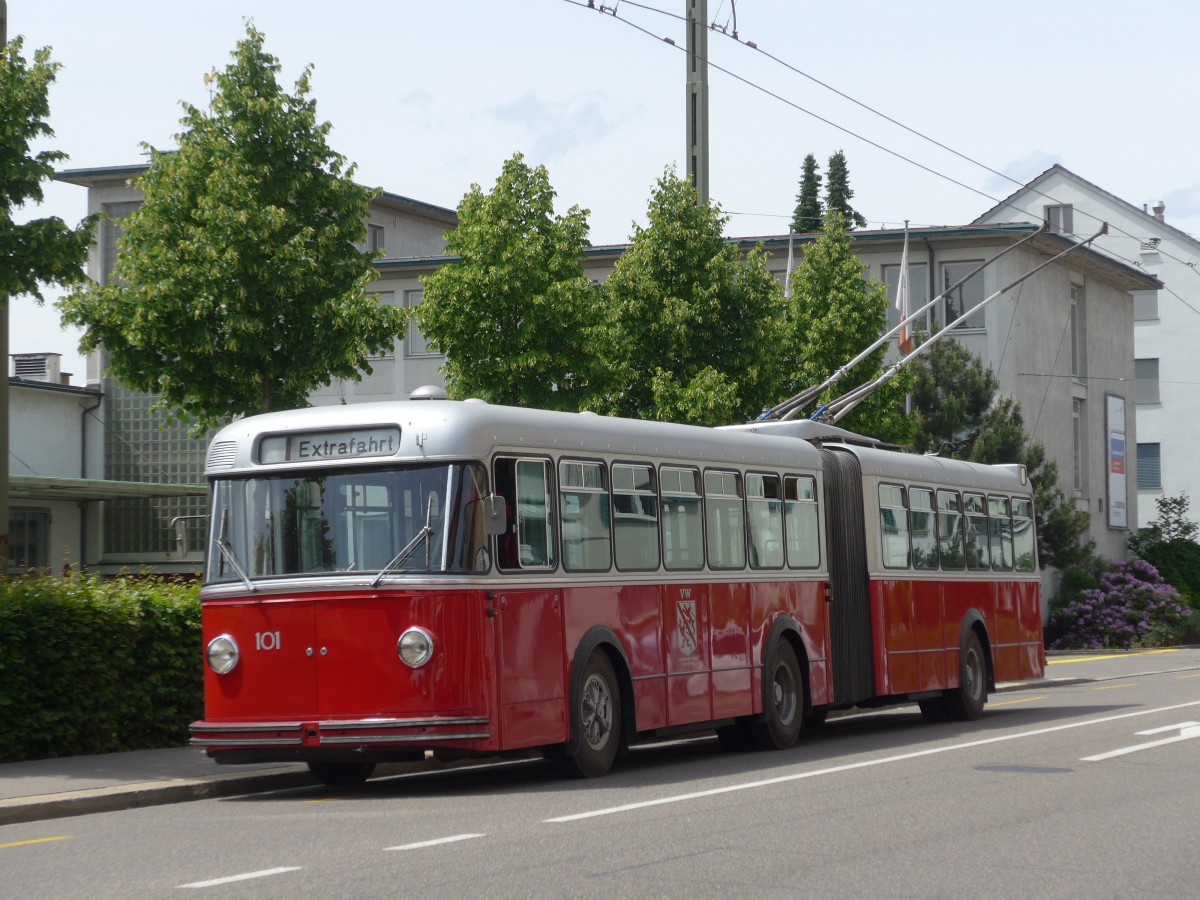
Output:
[{"xmin": 12, "ymin": 352, "xmax": 64, "ymax": 385}]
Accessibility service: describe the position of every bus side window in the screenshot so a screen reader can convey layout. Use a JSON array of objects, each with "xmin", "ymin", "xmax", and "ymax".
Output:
[
  {"xmin": 559, "ymin": 459, "xmax": 611, "ymax": 572},
  {"xmin": 988, "ymin": 495, "xmax": 1014, "ymax": 571},
  {"xmin": 879, "ymin": 484, "xmax": 909, "ymax": 568},
  {"xmin": 937, "ymin": 490, "xmax": 965, "ymax": 569},
  {"xmin": 705, "ymin": 470, "xmax": 746, "ymax": 570},
  {"xmin": 1012, "ymin": 498, "xmax": 1037, "ymax": 572},
  {"xmin": 661, "ymin": 466, "xmax": 703, "ymax": 571},
  {"xmin": 613, "ymin": 463, "xmax": 660, "ymax": 571},
  {"xmin": 784, "ymin": 475, "xmax": 820, "ymax": 568},
  {"xmin": 746, "ymin": 473, "xmax": 783, "ymax": 569},
  {"xmin": 963, "ymin": 492, "xmax": 990, "ymax": 570},
  {"xmin": 494, "ymin": 457, "xmax": 555, "ymax": 571},
  {"xmin": 910, "ymin": 487, "xmax": 937, "ymax": 570}
]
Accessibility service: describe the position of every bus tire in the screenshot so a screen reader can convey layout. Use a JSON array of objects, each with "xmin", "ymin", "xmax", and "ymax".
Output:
[
  {"xmin": 944, "ymin": 631, "xmax": 987, "ymax": 721},
  {"xmin": 306, "ymin": 761, "xmax": 376, "ymax": 787},
  {"xmin": 557, "ymin": 651, "xmax": 621, "ymax": 778},
  {"xmin": 750, "ymin": 640, "xmax": 804, "ymax": 750}
]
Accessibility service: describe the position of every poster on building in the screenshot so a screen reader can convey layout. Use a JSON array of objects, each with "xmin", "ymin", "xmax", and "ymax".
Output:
[{"xmin": 1106, "ymin": 394, "xmax": 1127, "ymax": 529}]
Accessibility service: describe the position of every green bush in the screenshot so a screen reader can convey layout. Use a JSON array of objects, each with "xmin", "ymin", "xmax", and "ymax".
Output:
[{"xmin": 0, "ymin": 574, "xmax": 202, "ymax": 763}]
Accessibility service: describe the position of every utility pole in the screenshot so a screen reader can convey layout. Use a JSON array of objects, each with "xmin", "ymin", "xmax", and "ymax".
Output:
[
  {"xmin": 1, "ymin": 0, "xmax": 10, "ymax": 575},
  {"xmin": 685, "ymin": 0, "xmax": 709, "ymax": 206}
]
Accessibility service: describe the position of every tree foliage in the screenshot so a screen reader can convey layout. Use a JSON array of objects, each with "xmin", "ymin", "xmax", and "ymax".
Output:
[
  {"xmin": 824, "ymin": 150, "xmax": 867, "ymax": 230},
  {"xmin": 58, "ymin": 25, "xmax": 399, "ymax": 433},
  {"xmin": 0, "ymin": 37, "xmax": 95, "ymax": 301},
  {"xmin": 601, "ymin": 167, "xmax": 783, "ymax": 426},
  {"xmin": 790, "ymin": 153, "xmax": 823, "ymax": 234},
  {"xmin": 416, "ymin": 153, "xmax": 609, "ymax": 410},
  {"xmin": 908, "ymin": 336, "xmax": 1092, "ymax": 569},
  {"xmin": 1128, "ymin": 492, "xmax": 1200, "ymax": 607},
  {"xmin": 781, "ymin": 212, "xmax": 911, "ymax": 443}
]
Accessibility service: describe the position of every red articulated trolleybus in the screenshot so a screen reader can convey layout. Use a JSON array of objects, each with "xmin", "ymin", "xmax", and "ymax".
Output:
[{"xmin": 190, "ymin": 399, "xmax": 1044, "ymax": 785}]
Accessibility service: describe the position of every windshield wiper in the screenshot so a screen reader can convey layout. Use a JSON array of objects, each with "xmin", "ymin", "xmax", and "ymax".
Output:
[
  {"xmin": 372, "ymin": 495, "xmax": 435, "ymax": 586},
  {"xmin": 215, "ymin": 538, "xmax": 256, "ymax": 592}
]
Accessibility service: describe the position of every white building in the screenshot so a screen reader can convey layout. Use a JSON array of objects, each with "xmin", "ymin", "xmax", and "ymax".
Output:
[
  {"xmin": 975, "ymin": 165, "xmax": 1193, "ymax": 528},
  {"xmin": 7, "ymin": 352, "xmax": 205, "ymax": 575}
]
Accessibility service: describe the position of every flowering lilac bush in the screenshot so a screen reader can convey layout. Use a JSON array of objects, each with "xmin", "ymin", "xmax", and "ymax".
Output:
[{"xmin": 1049, "ymin": 559, "xmax": 1191, "ymax": 650}]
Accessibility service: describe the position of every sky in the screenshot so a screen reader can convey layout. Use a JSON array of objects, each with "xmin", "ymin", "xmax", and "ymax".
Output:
[{"xmin": 10, "ymin": 0, "xmax": 1200, "ymax": 381}]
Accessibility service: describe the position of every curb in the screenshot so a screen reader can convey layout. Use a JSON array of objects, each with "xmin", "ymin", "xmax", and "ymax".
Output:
[{"xmin": 0, "ymin": 769, "xmax": 317, "ymax": 827}]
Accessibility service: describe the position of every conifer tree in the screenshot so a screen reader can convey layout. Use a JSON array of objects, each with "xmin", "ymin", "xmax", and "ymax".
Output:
[
  {"xmin": 790, "ymin": 153, "xmax": 823, "ymax": 233},
  {"xmin": 824, "ymin": 150, "xmax": 867, "ymax": 229}
]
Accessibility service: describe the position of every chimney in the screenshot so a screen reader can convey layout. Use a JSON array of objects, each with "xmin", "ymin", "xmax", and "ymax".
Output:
[
  {"xmin": 12, "ymin": 352, "xmax": 64, "ymax": 385},
  {"xmin": 1152, "ymin": 201, "xmax": 1166, "ymax": 222}
]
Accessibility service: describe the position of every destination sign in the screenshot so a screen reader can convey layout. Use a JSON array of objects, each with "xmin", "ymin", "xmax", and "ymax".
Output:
[{"xmin": 258, "ymin": 427, "xmax": 401, "ymax": 464}]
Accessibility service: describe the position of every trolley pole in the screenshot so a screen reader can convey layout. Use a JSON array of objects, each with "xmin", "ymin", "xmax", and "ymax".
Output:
[{"xmin": 685, "ymin": 0, "xmax": 709, "ymax": 206}]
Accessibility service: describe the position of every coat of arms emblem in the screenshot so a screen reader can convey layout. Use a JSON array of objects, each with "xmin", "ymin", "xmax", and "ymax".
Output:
[{"xmin": 676, "ymin": 598, "xmax": 698, "ymax": 657}]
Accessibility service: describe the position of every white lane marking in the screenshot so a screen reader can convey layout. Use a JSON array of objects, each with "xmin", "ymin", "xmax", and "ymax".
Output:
[
  {"xmin": 544, "ymin": 699, "xmax": 1200, "ymax": 823},
  {"xmin": 386, "ymin": 833, "xmax": 485, "ymax": 852},
  {"xmin": 1136, "ymin": 721, "xmax": 1200, "ymax": 736},
  {"xmin": 178, "ymin": 867, "xmax": 300, "ymax": 889},
  {"xmin": 1082, "ymin": 722, "xmax": 1200, "ymax": 762}
]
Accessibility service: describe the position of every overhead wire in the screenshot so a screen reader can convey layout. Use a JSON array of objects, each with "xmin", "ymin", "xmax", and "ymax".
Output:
[{"xmin": 562, "ymin": 0, "xmax": 1200, "ymax": 288}]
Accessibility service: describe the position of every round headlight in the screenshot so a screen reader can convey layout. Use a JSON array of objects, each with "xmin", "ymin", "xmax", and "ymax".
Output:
[
  {"xmin": 397, "ymin": 627, "xmax": 434, "ymax": 668},
  {"xmin": 207, "ymin": 634, "xmax": 240, "ymax": 675}
]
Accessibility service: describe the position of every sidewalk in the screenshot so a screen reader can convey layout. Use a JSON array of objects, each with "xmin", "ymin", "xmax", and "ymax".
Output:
[{"xmin": 0, "ymin": 746, "xmax": 318, "ymax": 827}]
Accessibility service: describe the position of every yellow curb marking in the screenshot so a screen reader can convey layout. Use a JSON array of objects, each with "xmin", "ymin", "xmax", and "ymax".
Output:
[
  {"xmin": 1049, "ymin": 649, "xmax": 1178, "ymax": 665},
  {"xmin": 1178, "ymin": 673, "xmax": 1200, "ymax": 680},
  {"xmin": 0, "ymin": 836, "xmax": 72, "ymax": 850},
  {"xmin": 1093, "ymin": 682, "xmax": 1136, "ymax": 690}
]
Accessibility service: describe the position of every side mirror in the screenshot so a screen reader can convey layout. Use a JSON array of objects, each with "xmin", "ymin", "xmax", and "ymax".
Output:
[{"xmin": 483, "ymin": 494, "xmax": 508, "ymax": 537}]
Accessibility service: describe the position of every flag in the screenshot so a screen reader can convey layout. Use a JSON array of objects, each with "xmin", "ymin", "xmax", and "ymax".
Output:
[
  {"xmin": 895, "ymin": 222, "xmax": 913, "ymax": 355},
  {"xmin": 783, "ymin": 231, "xmax": 795, "ymax": 300}
]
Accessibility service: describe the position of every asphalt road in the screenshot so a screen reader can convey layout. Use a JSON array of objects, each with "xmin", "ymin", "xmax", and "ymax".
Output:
[{"xmin": 3, "ymin": 649, "xmax": 1199, "ymax": 898}]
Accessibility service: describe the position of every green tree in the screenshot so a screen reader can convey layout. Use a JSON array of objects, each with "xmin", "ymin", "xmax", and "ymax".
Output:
[
  {"xmin": 416, "ymin": 153, "xmax": 609, "ymax": 410},
  {"xmin": 0, "ymin": 37, "xmax": 95, "ymax": 300},
  {"xmin": 1128, "ymin": 492, "xmax": 1200, "ymax": 609},
  {"xmin": 602, "ymin": 167, "xmax": 783, "ymax": 427},
  {"xmin": 58, "ymin": 25, "xmax": 399, "ymax": 434},
  {"xmin": 781, "ymin": 211, "xmax": 911, "ymax": 443},
  {"xmin": 790, "ymin": 153, "xmax": 823, "ymax": 233},
  {"xmin": 824, "ymin": 150, "xmax": 867, "ymax": 229},
  {"xmin": 908, "ymin": 336, "xmax": 1093, "ymax": 569}
]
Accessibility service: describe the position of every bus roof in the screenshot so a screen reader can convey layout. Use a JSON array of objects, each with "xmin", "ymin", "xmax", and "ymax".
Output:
[{"xmin": 204, "ymin": 400, "xmax": 828, "ymax": 477}]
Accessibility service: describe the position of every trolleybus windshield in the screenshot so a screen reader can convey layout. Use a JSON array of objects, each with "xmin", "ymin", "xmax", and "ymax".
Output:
[{"xmin": 206, "ymin": 462, "xmax": 490, "ymax": 582}]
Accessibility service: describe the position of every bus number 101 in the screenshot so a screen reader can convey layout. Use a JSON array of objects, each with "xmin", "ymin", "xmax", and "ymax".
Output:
[{"xmin": 255, "ymin": 631, "xmax": 281, "ymax": 651}]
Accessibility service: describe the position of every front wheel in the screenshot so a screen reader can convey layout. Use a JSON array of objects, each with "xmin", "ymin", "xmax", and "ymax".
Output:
[
  {"xmin": 944, "ymin": 631, "xmax": 987, "ymax": 721},
  {"xmin": 306, "ymin": 761, "xmax": 376, "ymax": 787},
  {"xmin": 555, "ymin": 651, "xmax": 622, "ymax": 778},
  {"xmin": 749, "ymin": 640, "xmax": 804, "ymax": 750}
]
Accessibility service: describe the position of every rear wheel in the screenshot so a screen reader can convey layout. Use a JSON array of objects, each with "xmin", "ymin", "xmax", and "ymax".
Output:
[
  {"xmin": 306, "ymin": 761, "xmax": 375, "ymax": 787},
  {"xmin": 749, "ymin": 640, "xmax": 804, "ymax": 750},
  {"xmin": 555, "ymin": 651, "xmax": 622, "ymax": 778},
  {"xmin": 944, "ymin": 631, "xmax": 987, "ymax": 721}
]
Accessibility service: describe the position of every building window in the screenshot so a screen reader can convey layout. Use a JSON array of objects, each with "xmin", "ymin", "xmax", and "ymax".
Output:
[
  {"xmin": 405, "ymin": 290, "xmax": 438, "ymax": 357},
  {"xmin": 9, "ymin": 508, "xmax": 50, "ymax": 573},
  {"xmin": 1137, "ymin": 443, "xmax": 1161, "ymax": 489},
  {"xmin": 941, "ymin": 261, "xmax": 985, "ymax": 328},
  {"xmin": 882, "ymin": 262, "xmax": 929, "ymax": 336},
  {"xmin": 1072, "ymin": 399, "xmax": 1086, "ymax": 497},
  {"xmin": 1045, "ymin": 204, "xmax": 1074, "ymax": 234},
  {"xmin": 1135, "ymin": 358, "xmax": 1160, "ymax": 404},
  {"xmin": 100, "ymin": 201, "xmax": 141, "ymax": 285},
  {"xmin": 1069, "ymin": 284, "xmax": 1086, "ymax": 380},
  {"xmin": 1133, "ymin": 291, "xmax": 1159, "ymax": 321},
  {"xmin": 367, "ymin": 223, "xmax": 385, "ymax": 254}
]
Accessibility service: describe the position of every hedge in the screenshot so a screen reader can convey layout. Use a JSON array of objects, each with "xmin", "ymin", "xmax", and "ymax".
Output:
[{"xmin": 0, "ymin": 574, "xmax": 202, "ymax": 764}]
